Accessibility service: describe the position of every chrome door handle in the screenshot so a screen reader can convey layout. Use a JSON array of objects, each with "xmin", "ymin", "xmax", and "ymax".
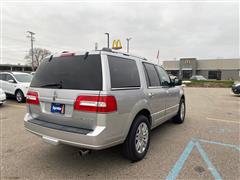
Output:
[{"xmin": 148, "ymin": 93, "xmax": 154, "ymax": 98}]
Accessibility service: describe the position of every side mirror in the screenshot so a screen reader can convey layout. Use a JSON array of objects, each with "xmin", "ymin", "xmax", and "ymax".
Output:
[
  {"xmin": 8, "ymin": 79, "xmax": 15, "ymax": 83},
  {"xmin": 174, "ymin": 79, "xmax": 182, "ymax": 86}
]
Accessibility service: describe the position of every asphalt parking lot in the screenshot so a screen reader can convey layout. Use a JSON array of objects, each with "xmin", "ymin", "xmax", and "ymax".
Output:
[{"xmin": 1, "ymin": 87, "xmax": 239, "ymax": 179}]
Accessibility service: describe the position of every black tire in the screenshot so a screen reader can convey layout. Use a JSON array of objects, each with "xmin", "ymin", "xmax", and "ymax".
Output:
[
  {"xmin": 122, "ymin": 115, "xmax": 150, "ymax": 162},
  {"xmin": 15, "ymin": 90, "xmax": 25, "ymax": 103},
  {"xmin": 172, "ymin": 98, "xmax": 185, "ymax": 124}
]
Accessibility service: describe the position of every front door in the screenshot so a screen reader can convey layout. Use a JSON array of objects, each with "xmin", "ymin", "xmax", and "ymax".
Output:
[
  {"xmin": 155, "ymin": 66, "xmax": 180, "ymax": 118},
  {"xmin": 5, "ymin": 74, "xmax": 17, "ymax": 95}
]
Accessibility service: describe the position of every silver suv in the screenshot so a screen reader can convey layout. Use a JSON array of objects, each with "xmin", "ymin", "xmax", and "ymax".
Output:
[{"xmin": 24, "ymin": 49, "xmax": 185, "ymax": 161}]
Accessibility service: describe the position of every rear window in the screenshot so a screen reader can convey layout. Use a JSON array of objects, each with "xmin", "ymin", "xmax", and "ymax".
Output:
[
  {"xmin": 30, "ymin": 54, "xmax": 102, "ymax": 90},
  {"xmin": 108, "ymin": 56, "xmax": 140, "ymax": 89}
]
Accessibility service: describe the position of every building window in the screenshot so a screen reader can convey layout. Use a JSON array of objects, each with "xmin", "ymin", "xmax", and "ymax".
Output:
[
  {"xmin": 12, "ymin": 67, "xmax": 22, "ymax": 71},
  {"xmin": 0, "ymin": 66, "xmax": 11, "ymax": 71},
  {"xmin": 208, "ymin": 71, "xmax": 221, "ymax": 80},
  {"xmin": 167, "ymin": 70, "xmax": 179, "ymax": 77},
  {"xmin": 182, "ymin": 70, "xmax": 192, "ymax": 79},
  {"xmin": 24, "ymin": 67, "xmax": 32, "ymax": 71}
]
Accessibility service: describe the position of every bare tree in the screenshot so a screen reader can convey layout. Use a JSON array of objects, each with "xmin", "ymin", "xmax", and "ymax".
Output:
[{"xmin": 25, "ymin": 48, "xmax": 51, "ymax": 70}]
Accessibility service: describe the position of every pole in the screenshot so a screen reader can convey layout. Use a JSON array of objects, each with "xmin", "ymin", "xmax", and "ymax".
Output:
[
  {"xmin": 105, "ymin": 33, "xmax": 109, "ymax": 48},
  {"xmin": 95, "ymin": 42, "xmax": 98, "ymax": 50},
  {"xmin": 126, "ymin": 37, "xmax": 132, "ymax": 53},
  {"xmin": 27, "ymin": 31, "xmax": 35, "ymax": 71}
]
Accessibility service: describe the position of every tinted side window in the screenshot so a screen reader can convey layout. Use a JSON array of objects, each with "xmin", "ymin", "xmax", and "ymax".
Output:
[
  {"xmin": 108, "ymin": 56, "xmax": 140, "ymax": 89},
  {"xmin": 6, "ymin": 74, "xmax": 15, "ymax": 81},
  {"xmin": 143, "ymin": 63, "xmax": 160, "ymax": 87},
  {"xmin": 155, "ymin": 66, "xmax": 171, "ymax": 86},
  {"xmin": 0, "ymin": 74, "xmax": 6, "ymax": 81}
]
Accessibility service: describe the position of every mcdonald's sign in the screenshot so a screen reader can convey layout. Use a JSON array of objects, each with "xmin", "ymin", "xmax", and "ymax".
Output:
[{"xmin": 112, "ymin": 40, "xmax": 122, "ymax": 50}]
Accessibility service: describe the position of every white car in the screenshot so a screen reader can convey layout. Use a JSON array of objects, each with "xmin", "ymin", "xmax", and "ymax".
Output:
[
  {"xmin": 0, "ymin": 72, "xmax": 33, "ymax": 103},
  {"xmin": 190, "ymin": 75, "xmax": 207, "ymax": 81},
  {"xmin": 0, "ymin": 88, "xmax": 6, "ymax": 105}
]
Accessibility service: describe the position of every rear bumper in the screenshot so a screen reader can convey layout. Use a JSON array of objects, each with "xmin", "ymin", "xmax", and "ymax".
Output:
[{"xmin": 24, "ymin": 113, "xmax": 123, "ymax": 150}]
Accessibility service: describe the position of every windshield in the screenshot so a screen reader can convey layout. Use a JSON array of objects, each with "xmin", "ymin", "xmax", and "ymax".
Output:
[
  {"xmin": 14, "ymin": 74, "xmax": 33, "ymax": 82},
  {"xmin": 30, "ymin": 54, "xmax": 102, "ymax": 90}
]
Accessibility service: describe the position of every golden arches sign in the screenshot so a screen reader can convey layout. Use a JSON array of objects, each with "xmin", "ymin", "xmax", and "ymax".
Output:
[{"xmin": 112, "ymin": 40, "xmax": 122, "ymax": 50}]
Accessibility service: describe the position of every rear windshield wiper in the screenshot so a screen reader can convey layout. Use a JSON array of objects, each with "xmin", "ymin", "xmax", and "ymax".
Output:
[{"xmin": 40, "ymin": 83, "xmax": 62, "ymax": 89}]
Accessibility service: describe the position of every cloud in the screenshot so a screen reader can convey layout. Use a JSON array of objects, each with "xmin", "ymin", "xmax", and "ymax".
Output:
[{"xmin": 2, "ymin": 1, "xmax": 239, "ymax": 65}]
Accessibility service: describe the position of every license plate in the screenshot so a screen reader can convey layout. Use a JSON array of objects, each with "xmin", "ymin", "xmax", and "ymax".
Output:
[{"xmin": 51, "ymin": 103, "xmax": 65, "ymax": 114}]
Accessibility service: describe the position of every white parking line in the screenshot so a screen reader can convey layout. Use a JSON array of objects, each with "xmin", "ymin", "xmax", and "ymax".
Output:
[{"xmin": 207, "ymin": 117, "xmax": 240, "ymax": 124}]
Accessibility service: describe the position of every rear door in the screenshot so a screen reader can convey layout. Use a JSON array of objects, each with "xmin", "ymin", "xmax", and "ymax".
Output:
[
  {"xmin": 143, "ymin": 63, "xmax": 166, "ymax": 126},
  {"xmin": 29, "ymin": 53, "xmax": 103, "ymax": 130}
]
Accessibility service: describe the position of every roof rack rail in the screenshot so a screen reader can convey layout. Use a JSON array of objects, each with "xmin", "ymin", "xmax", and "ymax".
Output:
[
  {"xmin": 101, "ymin": 48, "xmax": 147, "ymax": 61},
  {"xmin": 101, "ymin": 47, "xmax": 112, "ymax": 52},
  {"xmin": 116, "ymin": 51, "xmax": 148, "ymax": 61}
]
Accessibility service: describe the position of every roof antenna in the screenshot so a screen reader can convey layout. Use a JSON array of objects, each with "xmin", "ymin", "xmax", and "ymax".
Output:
[{"xmin": 84, "ymin": 52, "xmax": 89, "ymax": 59}]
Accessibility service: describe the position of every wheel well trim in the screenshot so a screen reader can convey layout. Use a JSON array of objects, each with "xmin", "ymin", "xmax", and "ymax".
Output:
[
  {"xmin": 123, "ymin": 107, "xmax": 152, "ymax": 142},
  {"xmin": 15, "ymin": 89, "xmax": 23, "ymax": 96}
]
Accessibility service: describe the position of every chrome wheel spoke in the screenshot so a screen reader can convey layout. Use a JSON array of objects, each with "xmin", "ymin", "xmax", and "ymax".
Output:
[
  {"xmin": 135, "ymin": 122, "xmax": 149, "ymax": 154},
  {"xmin": 136, "ymin": 134, "xmax": 140, "ymax": 141},
  {"xmin": 136, "ymin": 141, "xmax": 140, "ymax": 151},
  {"xmin": 180, "ymin": 102, "xmax": 185, "ymax": 120},
  {"xmin": 140, "ymin": 142, "xmax": 145, "ymax": 153}
]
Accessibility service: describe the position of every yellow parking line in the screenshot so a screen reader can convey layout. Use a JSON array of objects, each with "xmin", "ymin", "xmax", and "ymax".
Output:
[
  {"xmin": 206, "ymin": 117, "xmax": 240, "ymax": 124},
  {"xmin": 5, "ymin": 104, "xmax": 26, "ymax": 109}
]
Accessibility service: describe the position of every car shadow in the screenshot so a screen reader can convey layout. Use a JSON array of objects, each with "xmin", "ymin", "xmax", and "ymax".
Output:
[{"xmin": 230, "ymin": 94, "xmax": 240, "ymax": 97}]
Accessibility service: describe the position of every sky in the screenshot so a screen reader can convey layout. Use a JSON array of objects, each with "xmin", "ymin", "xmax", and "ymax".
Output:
[{"xmin": 1, "ymin": 1, "xmax": 239, "ymax": 65}]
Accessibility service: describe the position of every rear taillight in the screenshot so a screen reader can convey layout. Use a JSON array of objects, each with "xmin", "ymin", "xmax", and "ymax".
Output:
[
  {"xmin": 74, "ymin": 95, "xmax": 117, "ymax": 113},
  {"xmin": 26, "ymin": 91, "xmax": 39, "ymax": 105}
]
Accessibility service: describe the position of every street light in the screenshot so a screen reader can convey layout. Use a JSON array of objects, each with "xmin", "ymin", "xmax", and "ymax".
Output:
[
  {"xmin": 126, "ymin": 37, "xmax": 132, "ymax": 53},
  {"xmin": 26, "ymin": 31, "xmax": 35, "ymax": 71},
  {"xmin": 105, "ymin": 33, "xmax": 110, "ymax": 48}
]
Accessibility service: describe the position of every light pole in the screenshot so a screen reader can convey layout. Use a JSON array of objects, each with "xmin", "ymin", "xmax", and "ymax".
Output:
[
  {"xmin": 126, "ymin": 37, "xmax": 132, "ymax": 53},
  {"xmin": 26, "ymin": 31, "xmax": 35, "ymax": 71},
  {"xmin": 105, "ymin": 33, "xmax": 109, "ymax": 48},
  {"xmin": 95, "ymin": 42, "xmax": 98, "ymax": 50}
]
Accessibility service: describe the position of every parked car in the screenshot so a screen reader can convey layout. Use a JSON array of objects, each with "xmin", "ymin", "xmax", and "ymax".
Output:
[
  {"xmin": 0, "ymin": 72, "xmax": 33, "ymax": 102},
  {"xmin": 168, "ymin": 74, "xmax": 177, "ymax": 80},
  {"xmin": 24, "ymin": 49, "xmax": 185, "ymax": 162},
  {"xmin": 0, "ymin": 88, "xmax": 6, "ymax": 105},
  {"xmin": 232, "ymin": 82, "xmax": 240, "ymax": 95},
  {"xmin": 190, "ymin": 75, "xmax": 207, "ymax": 81}
]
